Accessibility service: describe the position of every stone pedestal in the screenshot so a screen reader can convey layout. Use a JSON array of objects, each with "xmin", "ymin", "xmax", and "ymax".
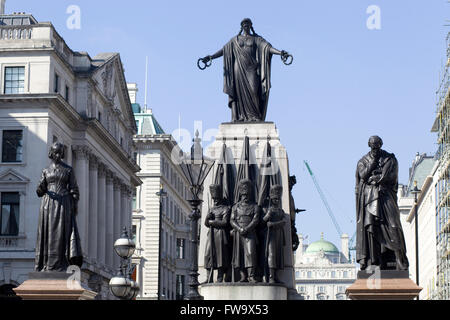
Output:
[
  {"xmin": 13, "ymin": 272, "xmax": 97, "ymax": 300},
  {"xmin": 199, "ymin": 122, "xmax": 298, "ymax": 300},
  {"xmin": 345, "ymin": 270, "xmax": 422, "ymax": 300},
  {"xmin": 200, "ymin": 283, "xmax": 287, "ymax": 300}
]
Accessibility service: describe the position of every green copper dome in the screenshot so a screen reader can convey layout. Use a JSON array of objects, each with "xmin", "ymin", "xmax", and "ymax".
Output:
[{"xmin": 305, "ymin": 233, "xmax": 339, "ymax": 254}]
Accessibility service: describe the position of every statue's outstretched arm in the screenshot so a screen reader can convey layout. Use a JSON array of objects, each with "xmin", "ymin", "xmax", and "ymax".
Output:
[
  {"xmin": 198, "ymin": 49, "xmax": 223, "ymax": 70},
  {"xmin": 269, "ymin": 47, "xmax": 293, "ymax": 65}
]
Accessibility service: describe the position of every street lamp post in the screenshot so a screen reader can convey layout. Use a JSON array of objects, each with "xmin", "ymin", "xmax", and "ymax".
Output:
[
  {"xmin": 178, "ymin": 130, "xmax": 214, "ymax": 300},
  {"xmin": 411, "ymin": 180, "xmax": 421, "ymax": 300},
  {"xmin": 109, "ymin": 227, "xmax": 139, "ymax": 300},
  {"xmin": 156, "ymin": 184, "xmax": 167, "ymax": 300}
]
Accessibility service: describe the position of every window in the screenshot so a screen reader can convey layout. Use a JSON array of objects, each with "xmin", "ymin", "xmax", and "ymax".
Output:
[
  {"xmin": 318, "ymin": 286, "xmax": 325, "ymax": 293},
  {"xmin": 135, "ymin": 120, "xmax": 139, "ymax": 131},
  {"xmin": 177, "ymin": 238, "xmax": 186, "ymax": 259},
  {"xmin": 295, "ymin": 271, "xmax": 300, "ymax": 279},
  {"xmin": 176, "ymin": 275, "xmax": 185, "ymax": 300},
  {"xmin": 132, "ymin": 189, "xmax": 137, "ymax": 210},
  {"xmin": 307, "ymin": 271, "xmax": 312, "ymax": 278},
  {"xmin": 331, "ymin": 271, "xmax": 336, "ymax": 278},
  {"xmin": 343, "ymin": 271, "xmax": 348, "ymax": 278},
  {"xmin": 54, "ymin": 73, "xmax": 59, "ymax": 93},
  {"xmin": 65, "ymin": 85, "xmax": 70, "ymax": 101},
  {"xmin": 0, "ymin": 192, "xmax": 20, "ymax": 236},
  {"xmin": 98, "ymin": 112, "xmax": 102, "ymax": 123},
  {"xmin": 4, "ymin": 67, "xmax": 25, "ymax": 94},
  {"xmin": 131, "ymin": 225, "xmax": 136, "ymax": 243},
  {"xmin": 2, "ymin": 130, "xmax": 23, "ymax": 163}
]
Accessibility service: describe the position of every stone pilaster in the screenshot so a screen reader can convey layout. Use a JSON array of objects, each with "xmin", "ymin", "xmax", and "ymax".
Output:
[
  {"xmin": 105, "ymin": 170, "xmax": 115, "ymax": 270},
  {"xmin": 120, "ymin": 185, "xmax": 128, "ymax": 238},
  {"xmin": 113, "ymin": 177, "xmax": 122, "ymax": 270},
  {"xmin": 72, "ymin": 145, "xmax": 90, "ymax": 259},
  {"xmin": 97, "ymin": 163, "xmax": 107, "ymax": 267},
  {"xmin": 88, "ymin": 154, "xmax": 99, "ymax": 264}
]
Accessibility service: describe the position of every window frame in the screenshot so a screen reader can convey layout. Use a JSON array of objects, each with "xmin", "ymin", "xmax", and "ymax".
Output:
[
  {"xmin": 0, "ymin": 127, "xmax": 27, "ymax": 165},
  {"xmin": 1, "ymin": 64, "xmax": 28, "ymax": 95},
  {"xmin": 3, "ymin": 66, "xmax": 26, "ymax": 95},
  {"xmin": 0, "ymin": 192, "xmax": 20, "ymax": 236},
  {"xmin": 54, "ymin": 72, "xmax": 60, "ymax": 93},
  {"xmin": 65, "ymin": 85, "xmax": 70, "ymax": 102},
  {"xmin": 0, "ymin": 170, "xmax": 28, "ymax": 240}
]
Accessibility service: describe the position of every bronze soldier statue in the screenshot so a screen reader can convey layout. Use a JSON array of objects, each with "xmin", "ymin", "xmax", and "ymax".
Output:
[
  {"xmin": 230, "ymin": 179, "xmax": 261, "ymax": 282},
  {"xmin": 288, "ymin": 175, "xmax": 300, "ymax": 251},
  {"xmin": 261, "ymin": 185, "xmax": 286, "ymax": 283},
  {"xmin": 355, "ymin": 136, "xmax": 409, "ymax": 271},
  {"xmin": 204, "ymin": 184, "xmax": 232, "ymax": 283}
]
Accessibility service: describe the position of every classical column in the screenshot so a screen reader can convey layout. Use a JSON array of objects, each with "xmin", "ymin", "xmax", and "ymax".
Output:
[
  {"xmin": 113, "ymin": 178, "xmax": 122, "ymax": 269},
  {"xmin": 72, "ymin": 145, "xmax": 90, "ymax": 259},
  {"xmin": 105, "ymin": 170, "xmax": 115, "ymax": 270},
  {"xmin": 124, "ymin": 186, "xmax": 133, "ymax": 234},
  {"xmin": 97, "ymin": 163, "xmax": 107, "ymax": 267},
  {"xmin": 88, "ymin": 154, "xmax": 99, "ymax": 263}
]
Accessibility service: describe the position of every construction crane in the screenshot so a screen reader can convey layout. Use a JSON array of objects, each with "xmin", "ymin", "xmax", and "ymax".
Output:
[
  {"xmin": 304, "ymin": 160, "xmax": 342, "ymax": 236},
  {"xmin": 304, "ymin": 160, "xmax": 357, "ymax": 262}
]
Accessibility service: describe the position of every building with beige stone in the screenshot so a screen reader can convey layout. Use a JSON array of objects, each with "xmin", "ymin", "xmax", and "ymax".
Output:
[
  {"xmin": 294, "ymin": 233, "xmax": 356, "ymax": 300},
  {"xmin": 129, "ymin": 84, "xmax": 192, "ymax": 300},
  {"xmin": 0, "ymin": 12, "xmax": 140, "ymax": 299}
]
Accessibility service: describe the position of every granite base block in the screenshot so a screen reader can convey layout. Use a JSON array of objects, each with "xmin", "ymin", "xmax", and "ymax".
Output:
[
  {"xmin": 346, "ymin": 270, "xmax": 422, "ymax": 300},
  {"xmin": 13, "ymin": 272, "xmax": 97, "ymax": 300},
  {"xmin": 199, "ymin": 283, "xmax": 288, "ymax": 300}
]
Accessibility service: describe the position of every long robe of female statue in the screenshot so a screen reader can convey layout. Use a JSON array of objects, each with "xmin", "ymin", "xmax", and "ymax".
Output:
[
  {"xmin": 35, "ymin": 143, "xmax": 83, "ymax": 272},
  {"xmin": 222, "ymin": 33, "xmax": 273, "ymax": 122},
  {"xmin": 355, "ymin": 136, "xmax": 409, "ymax": 271},
  {"xmin": 200, "ymin": 18, "xmax": 292, "ymax": 122}
]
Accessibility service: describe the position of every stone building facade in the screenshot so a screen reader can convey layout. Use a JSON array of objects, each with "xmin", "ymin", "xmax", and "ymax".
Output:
[
  {"xmin": 130, "ymin": 85, "xmax": 192, "ymax": 300},
  {"xmin": 294, "ymin": 234, "xmax": 356, "ymax": 300},
  {"xmin": 398, "ymin": 153, "xmax": 438, "ymax": 299},
  {"xmin": 0, "ymin": 13, "xmax": 140, "ymax": 299}
]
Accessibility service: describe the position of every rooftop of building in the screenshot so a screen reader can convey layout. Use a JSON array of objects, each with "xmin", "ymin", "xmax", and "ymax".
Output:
[
  {"xmin": 304, "ymin": 233, "xmax": 340, "ymax": 255},
  {"xmin": 0, "ymin": 12, "xmax": 37, "ymax": 25},
  {"xmin": 403, "ymin": 152, "xmax": 436, "ymax": 197},
  {"xmin": 133, "ymin": 104, "xmax": 165, "ymax": 135}
]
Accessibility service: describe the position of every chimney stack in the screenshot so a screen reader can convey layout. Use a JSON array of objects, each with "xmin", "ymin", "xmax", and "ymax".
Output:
[{"xmin": 0, "ymin": 0, "xmax": 6, "ymax": 15}]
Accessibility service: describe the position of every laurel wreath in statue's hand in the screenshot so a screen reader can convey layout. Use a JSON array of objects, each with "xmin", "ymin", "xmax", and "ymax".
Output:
[
  {"xmin": 197, "ymin": 56, "xmax": 212, "ymax": 70},
  {"xmin": 281, "ymin": 50, "xmax": 293, "ymax": 65}
]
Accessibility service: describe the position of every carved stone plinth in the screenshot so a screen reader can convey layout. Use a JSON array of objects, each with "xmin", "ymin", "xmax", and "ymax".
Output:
[
  {"xmin": 199, "ymin": 122, "xmax": 298, "ymax": 298},
  {"xmin": 13, "ymin": 272, "xmax": 97, "ymax": 300},
  {"xmin": 345, "ymin": 270, "xmax": 422, "ymax": 300},
  {"xmin": 200, "ymin": 283, "xmax": 288, "ymax": 300}
]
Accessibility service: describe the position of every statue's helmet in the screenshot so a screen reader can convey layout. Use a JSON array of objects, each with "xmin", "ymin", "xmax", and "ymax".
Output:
[
  {"xmin": 269, "ymin": 185, "xmax": 283, "ymax": 199},
  {"xmin": 209, "ymin": 184, "xmax": 223, "ymax": 199},
  {"xmin": 238, "ymin": 179, "xmax": 253, "ymax": 195},
  {"xmin": 368, "ymin": 136, "xmax": 383, "ymax": 149}
]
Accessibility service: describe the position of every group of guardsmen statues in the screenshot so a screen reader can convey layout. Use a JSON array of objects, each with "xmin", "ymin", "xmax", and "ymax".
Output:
[{"xmin": 204, "ymin": 179, "xmax": 287, "ymax": 284}]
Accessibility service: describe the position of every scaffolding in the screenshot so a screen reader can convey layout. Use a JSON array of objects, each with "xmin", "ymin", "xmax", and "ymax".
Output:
[{"xmin": 433, "ymin": 31, "xmax": 450, "ymax": 300}]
